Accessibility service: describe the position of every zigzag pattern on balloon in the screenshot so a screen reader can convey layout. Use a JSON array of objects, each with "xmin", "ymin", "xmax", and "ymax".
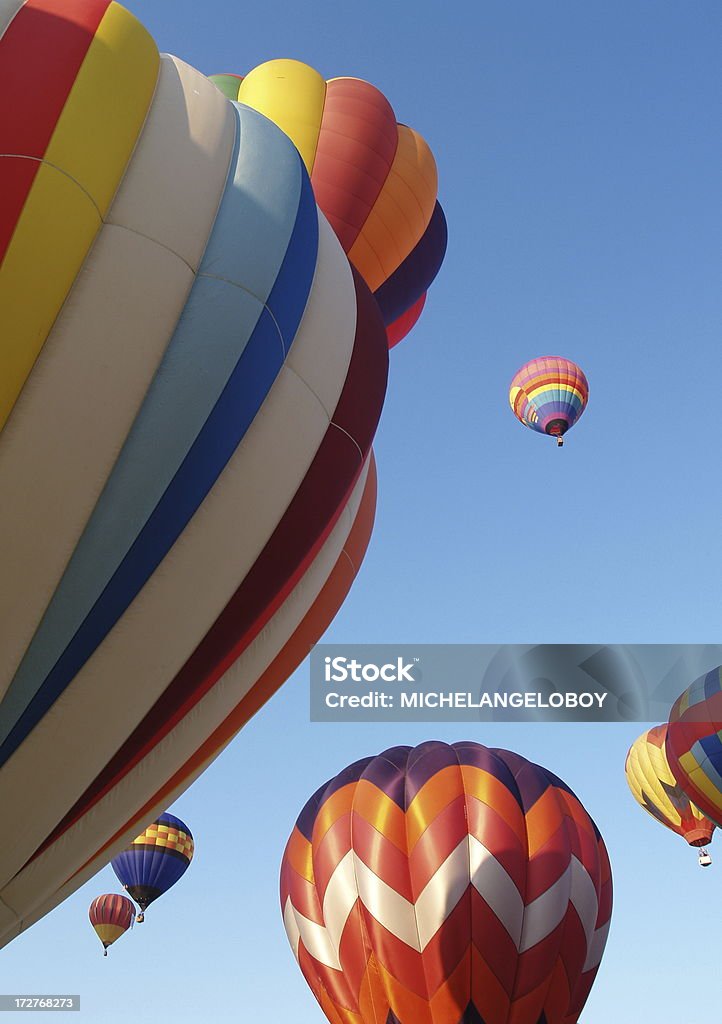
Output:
[{"xmin": 281, "ymin": 741, "xmax": 612, "ymax": 1024}]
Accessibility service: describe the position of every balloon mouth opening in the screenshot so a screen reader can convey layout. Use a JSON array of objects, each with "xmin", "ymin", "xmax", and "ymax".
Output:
[
  {"xmin": 685, "ymin": 830, "xmax": 715, "ymax": 847},
  {"xmin": 545, "ymin": 419, "xmax": 568, "ymax": 437}
]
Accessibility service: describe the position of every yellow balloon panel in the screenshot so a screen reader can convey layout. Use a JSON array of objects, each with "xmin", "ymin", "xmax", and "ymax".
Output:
[{"xmin": 238, "ymin": 59, "xmax": 326, "ymax": 173}]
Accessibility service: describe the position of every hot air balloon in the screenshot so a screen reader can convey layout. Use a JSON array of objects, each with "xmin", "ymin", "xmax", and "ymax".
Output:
[
  {"xmin": 88, "ymin": 894, "xmax": 135, "ymax": 956},
  {"xmin": 509, "ymin": 356, "xmax": 589, "ymax": 446},
  {"xmin": 281, "ymin": 740, "xmax": 613, "ymax": 1024},
  {"xmin": 625, "ymin": 724, "xmax": 715, "ymax": 865},
  {"xmin": 111, "ymin": 814, "xmax": 193, "ymax": 923},
  {"xmin": 0, "ymin": 0, "xmax": 388, "ymax": 949},
  {"xmin": 210, "ymin": 61, "xmax": 447, "ymax": 348},
  {"xmin": 666, "ymin": 667, "xmax": 722, "ymax": 851}
]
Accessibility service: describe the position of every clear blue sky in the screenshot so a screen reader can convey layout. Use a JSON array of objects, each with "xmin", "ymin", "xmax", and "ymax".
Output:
[{"xmin": 5, "ymin": 1, "xmax": 722, "ymax": 1020}]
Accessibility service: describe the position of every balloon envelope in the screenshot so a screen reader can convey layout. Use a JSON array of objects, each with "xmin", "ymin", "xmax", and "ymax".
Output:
[
  {"xmin": 666, "ymin": 666, "xmax": 722, "ymax": 827},
  {"xmin": 510, "ymin": 356, "xmax": 589, "ymax": 440},
  {"xmin": 626, "ymin": 724, "xmax": 715, "ymax": 847},
  {"xmin": 111, "ymin": 813, "xmax": 194, "ymax": 914},
  {"xmin": 88, "ymin": 893, "xmax": 135, "ymax": 952},
  {"xmin": 0, "ymin": 0, "xmax": 387, "ymax": 947},
  {"xmin": 281, "ymin": 740, "xmax": 612, "ymax": 1024}
]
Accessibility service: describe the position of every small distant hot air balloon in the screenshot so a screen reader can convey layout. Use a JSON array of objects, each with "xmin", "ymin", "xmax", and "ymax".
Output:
[
  {"xmin": 88, "ymin": 894, "xmax": 135, "ymax": 956},
  {"xmin": 111, "ymin": 813, "xmax": 193, "ymax": 922},
  {"xmin": 281, "ymin": 741, "xmax": 612, "ymax": 1024},
  {"xmin": 625, "ymin": 724, "xmax": 715, "ymax": 866},
  {"xmin": 510, "ymin": 356, "xmax": 589, "ymax": 446}
]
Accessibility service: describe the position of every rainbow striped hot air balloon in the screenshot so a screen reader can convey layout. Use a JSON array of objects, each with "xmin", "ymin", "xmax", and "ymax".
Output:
[
  {"xmin": 509, "ymin": 356, "xmax": 589, "ymax": 446},
  {"xmin": 0, "ymin": 0, "xmax": 388, "ymax": 949},
  {"xmin": 281, "ymin": 741, "xmax": 612, "ymax": 1024},
  {"xmin": 210, "ymin": 60, "xmax": 447, "ymax": 349},
  {"xmin": 88, "ymin": 893, "xmax": 135, "ymax": 956}
]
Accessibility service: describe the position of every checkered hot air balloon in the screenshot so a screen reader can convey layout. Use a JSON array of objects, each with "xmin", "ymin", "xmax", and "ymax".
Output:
[
  {"xmin": 666, "ymin": 666, "xmax": 722, "ymax": 834},
  {"xmin": 280, "ymin": 741, "xmax": 613, "ymax": 1024},
  {"xmin": 625, "ymin": 724, "xmax": 715, "ymax": 856},
  {"xmin": 210, "ymin": 61, "xmax": 448, "ymax": 349},
  {"xmin": 509, "ymin": 357, "xmax": 589, "ymax": 447},
  {"xmin": 88, "ymin": 893, "xmax": 135, "ymax": 956},
  {"xmin": 111, "ymin": 813, "xmax": 194, "ymax": 923}
]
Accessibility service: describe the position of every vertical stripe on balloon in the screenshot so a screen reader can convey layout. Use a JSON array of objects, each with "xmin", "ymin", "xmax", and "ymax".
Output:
[
  {"xmin": 0, "ymin": 105, "xmax": 318, "ymax": 766},
  {"xmin": 0, "ymin": 0, "xmax": 159, "ymax": 431}
]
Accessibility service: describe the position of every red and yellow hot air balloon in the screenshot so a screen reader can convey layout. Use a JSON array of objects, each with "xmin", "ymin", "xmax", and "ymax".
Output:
[
  {"xmin": 281, "ymin": 741, "xmax": 613, "ymax": 1024},
  {"xmin": 625, "ymin": 724, "xmax": 715, "ymax": 861},
  {"xmin": 88, "ymin": 893, "xmax": 135, "ymax": 956},
  {"xmin": 0, "ymin": 0, "xmax": 389, "ymax": 948},
  {"xmin": 509, "ymin": 356, "xmax": 589, "ymax": 446},
  {"xmin": 210, "ymin": 60, "xmax": 447, "ymax": 349}
]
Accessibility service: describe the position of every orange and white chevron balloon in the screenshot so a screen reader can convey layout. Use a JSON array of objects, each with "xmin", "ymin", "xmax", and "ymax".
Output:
[{"xmin": 280, "ymin": 741, "xmax": 612, "ymax": 1024}]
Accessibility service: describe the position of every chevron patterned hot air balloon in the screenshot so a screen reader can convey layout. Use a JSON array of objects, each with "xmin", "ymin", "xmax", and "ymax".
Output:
[
  {"xmin": 509, "ymin": 357, "xmax": 589, "ymax": 447},
  {"xmin": 625, "ymin": 725, "xmax": 715, "ymax": 860},
  {"xmin": 0, "ymin": 0, "xmax": 388, "ymax": 949},
  {"xmin": 210, "ymin": 61, "xmax": 447, "ymax": 349},
  {"xmin": 280, "ymin": 741, "xmax": 613, "ymax": 1024},
  {"xmin": 88, "ymin": 893, "xmax": 135, "ymax": 956},
  {"xmin": 666, "ymin": 667, "xmax": 722, "ymax": 837}
]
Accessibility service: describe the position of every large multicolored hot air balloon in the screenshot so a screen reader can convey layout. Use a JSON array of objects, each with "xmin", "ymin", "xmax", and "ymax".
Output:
[
  {"xmin": 0, "ymin": 0, "xmax": 388, "ymax": 948},
  {"xmin": 281, "ymin": 741, "xmax": 613, "ymax": 1024},
  {"xmin": 666, "ymin": 666, "xmax": 722, "ymax": 831},
  {"xmin": 210, "ymin": 60, "xmax": 447, "ymax": 349},
  {"xmin": 88, "ymin": 893, "xmax": 135, "ymax": 956},
  {"xmin": 625, "ymin": 724, "xmax": 715, "ymax": 859},
  {"xmin": 111, "ymin": 814, "xmax": 194, "ymax": 922},
  {"xmin": 509, "ymin": 357, "xmax": 589, "ymax": 446}
]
